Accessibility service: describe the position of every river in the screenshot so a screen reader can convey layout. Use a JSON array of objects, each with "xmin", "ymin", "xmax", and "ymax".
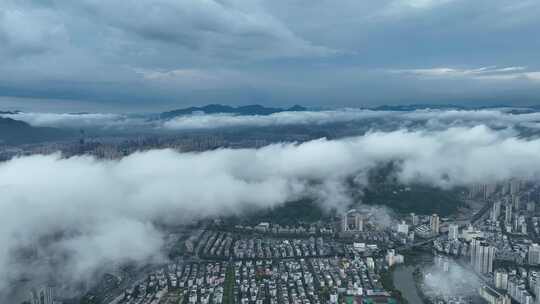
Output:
[{"xmin": 392, "ymin": 265, "xmax": 424, "ymax": 304}]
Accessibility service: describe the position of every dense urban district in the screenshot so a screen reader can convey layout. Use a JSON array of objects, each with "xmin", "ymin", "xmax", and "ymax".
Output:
[
  {"xmin": 23, "ymin": 173, "xmax": 540, "ymax": 304},
  {"xmin": 4, "ymin": 131, "xmax": 540, "ymax": 304}
]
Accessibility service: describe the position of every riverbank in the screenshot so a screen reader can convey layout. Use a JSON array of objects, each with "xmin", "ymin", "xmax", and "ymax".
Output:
[
  {"xmin": 385, "ymin": 251, "xmax": 434, "ymax": 304},
  {"xmin": 380, "ymin": 267, "xmax": 409, "ymax": 304},
  {"xmin": 391, "ymin": 266, "xmax": 424, "ymax": 304}
]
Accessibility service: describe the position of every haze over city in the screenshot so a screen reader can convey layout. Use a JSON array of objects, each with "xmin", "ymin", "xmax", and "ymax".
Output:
[{"xmin": 2, "ymin": 1, "xmax": 540, "ymax": 304}]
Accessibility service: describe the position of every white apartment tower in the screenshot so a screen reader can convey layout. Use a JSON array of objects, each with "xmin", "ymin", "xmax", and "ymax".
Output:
[
  {"xmin": 430, "ymin": 214, "xmax": 440, "ymax": 235},
  {"xmin": 448, "ymin": 224, "xmax": 459, "ymax": 240}
]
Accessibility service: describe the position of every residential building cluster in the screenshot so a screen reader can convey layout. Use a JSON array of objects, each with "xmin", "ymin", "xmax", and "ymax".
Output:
[
  {"xmin": 231, "ymin": 223, "xmax": 335, "ymax": 236},
  {"xmin": 196, "ymin": 231, "xmax": 338, "ymax": 260},
  {"xmin": 119, "ymin": 262, "xmax": 227, "ymax": 304},
  {"xmin": 492, "ymin": 267, "xmax": 540, "ymax": 304},
  {"xmin": 230, "ymin": 257, "xmax": 393, "ymax": 304},
  {"xmin": 112, "ymin": 256, "xmax": 398, "ymax": 304}
]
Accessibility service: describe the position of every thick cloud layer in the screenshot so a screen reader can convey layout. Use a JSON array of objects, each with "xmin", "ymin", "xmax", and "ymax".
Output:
[
  {"xmin": 5, "ymin": 108, "xmax": 540, "ymax": 132},
  {"xmin": 7, "ymin": 109, "xmax": 385, "ymax": 130},
  {"xmin": 3, "ymin": 125, "xmax": 540, "ymax": 299},
  {"xmin": 163, "ymin": 108, "xmax": 540, "ymax": 131},
  {"xmin": 0, "ymin": 112, "xmax": 143, "ymax": 129},
  {"xmin": 162, "ymin": 110, "xmax": 392, "ymax": 130}
]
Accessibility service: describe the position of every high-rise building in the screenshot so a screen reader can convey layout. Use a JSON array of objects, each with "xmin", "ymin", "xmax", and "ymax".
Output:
[
  {"xmin": 491, "ymin": 201, "xmax": 501, "ymax": 222},
  {"xmin": 478, "ymin": 285, "xmax": 511, "ymax": 304},
  {"xmin": 482, "ymin": 244, "xmax": 495, "ymax": 274},
  {"xmin": 471, "ymin": 238, "xmax": 495, "ymax": 274},
  {"xmin": 385, "ymin": 249, "xmax": 404, "ymax": 267},
  {"xmin": 29, "ymin": 286, "xmax": 54, "ymax": 304},
  {"xmin": 430, "ymin": 214, "xmax": 440, "ymax": 235},
  {"xmin": 494, "ymin": 269, "xmax": 509, "ymax": 290},
  {"xmin": 397, "ymin": 221, "xmax": 409, "ymax": 234},
  {"xmin": 470, "ymin": 237, "xmax": 479, "ymax": 268},
  {"xmin": 410, "ymin": 213, "xmax": 418, "ymax": 226},
  {"xmin": 484, "ymin": 183, "xmax": 497, "ymax": 200},
  {"xmin": 528, "ymin": 244, "xmax": 540, "ymax": 265},
  {"xmin": 505, "ymin": 204, "xmax": 512, "ymax": 225},
  {"xmin": 341, "ymin": 213, "xmax": 348, "ymax": 232},
  {"xmin": 354, "ymin": 214, "xmax": 363, "ymax": 232},
  {"xmin": 501, "ymin": 182, "xmax": 510, "ymax": 196},
  {"xmin": 527, "ymin": 201, "xmax": 536, "ymax": 213},
  {"xmin": 510, "ymin": 179, "xmax": 521, "ymax": 195},
  {"xmin": 448, "ymin": 224, "xmax": 459, "ymax": 240},
  {"xmin": 521, "ymin": 221, "xmax": 527, "ymax": 234},
  {"xmin": 513, "ymin": 195, "xmax": 521, "ymax": 211},
  {"xmin": 514, "ymin": 215, "xmax": 526, "ymax": 234},
  {"xmin": 366, "ymin": 257, "xmax": 375, "ymax": 269},
  {"xmin": 534, "ymin": 283, "xmax": 540, "ymax": 304},
  {"xmin": 469, "ymin": 183, "xmax": 484, "ymax": 199},
  {"xmin": 342, "ymin": 209, "xmax": 363, "ymax": 232}
]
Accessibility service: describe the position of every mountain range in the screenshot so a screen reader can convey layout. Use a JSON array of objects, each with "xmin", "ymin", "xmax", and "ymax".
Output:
[
  {"xmin": 3, "ymin": 103, "xmax": 540, "ymax": 146},
  {"xmin": 160, "ymin": 104, "xmax": 307, "ymax": 119},
  {"xmin": 0, "ymin": 117, "xmax": 73, "ymax": 145}
]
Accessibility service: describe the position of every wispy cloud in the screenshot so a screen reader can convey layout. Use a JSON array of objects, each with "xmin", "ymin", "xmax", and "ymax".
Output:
[
  {"xmin": 135, "ymin": 68, "xmax": 219, "ymax": 82},
  {"xmin": 390, "ymin": 66, "xmax": 540, "ymax": 82}
]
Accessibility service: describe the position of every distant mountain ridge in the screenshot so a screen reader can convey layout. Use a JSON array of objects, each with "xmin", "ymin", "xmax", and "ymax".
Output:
[
  {"xmin": 0, "ymin": 110, "xmax": 21, "ymax": 115},
  {"xmin": 160, "ymin": 104, "xmax": 307, "ymax": 119},
  {"xmin": 0, "ymin": 117, "xmax": 73, "ymax": 145},
  {"xmin": 161, "ymin": 103, "xmax": 540, "ymax": 120},
  {"xmin": 370, "ymin": 104, "xmax": 466, "ymax": 111},
  {"xmin": 371, "ymin": 103, "xmax": 540, "ymax": 112}
]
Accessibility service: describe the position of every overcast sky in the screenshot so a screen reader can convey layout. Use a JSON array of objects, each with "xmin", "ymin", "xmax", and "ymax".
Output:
[{"xmin": 1, "ymin": 0, "xmax": 540, "ymax": 112}]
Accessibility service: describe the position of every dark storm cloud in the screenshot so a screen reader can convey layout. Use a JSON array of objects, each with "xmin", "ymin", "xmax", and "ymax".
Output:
[{"xmin": 1, "ymin": 0, "xmax": 540, "ymax": 110}]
